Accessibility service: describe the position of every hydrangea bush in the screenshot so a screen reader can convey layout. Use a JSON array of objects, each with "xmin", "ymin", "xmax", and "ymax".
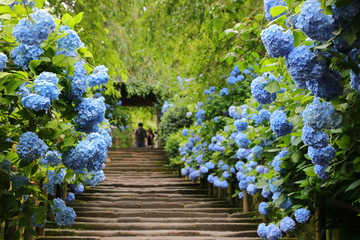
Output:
[
  {"xmin": 0, "ymin": 0, "xmax": 115, "ymax": 237},
  {"xmin": 163, "ymin": 0, "xmax": 360, "ymax": 238}
]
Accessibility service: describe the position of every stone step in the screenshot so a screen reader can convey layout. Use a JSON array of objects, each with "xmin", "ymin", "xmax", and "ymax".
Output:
[
  {"xmin": 83, "ymin": 188, "xmax": 209, "ymax": 195},
  {"xmin": 72, "ymin": 216, "xmax": 260, "ymax": 223},
  {"xmin": 46, "ymin": 222, "xmax": 258, "ymax": 232},
  {"xmin": 43, "ymin": 229, "xmax": 258, "ymax": 238},
  {"xmin": 39, "ymin": 237, "xmax": 262, "ymax": 240},
  {"xmin": 75, "ymin": 196, "xmax": 229, "ymax": 203},
  {"xmin": 73, "ymin": 210, "xmax": 237, "ymax": 218},
  {"xmin": 70, "ymin": 201, "xmax": 234, "ymax": 209},
  {"xmin": 72, "ymin": 207, "xmax": 240, "ymax": 214}
]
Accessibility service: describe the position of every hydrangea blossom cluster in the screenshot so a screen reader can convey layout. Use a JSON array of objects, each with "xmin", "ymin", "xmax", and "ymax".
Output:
[
  {"xmin": 69, "ymin": 61, "xmax": 88, "ymax": 100},
  {"xmin": 264, "ymin": 0, "xmax": 286, "ymax": 21},
  {"xmin": 16, "ymin": 132, "xmax": 48, "ymax": 162},
  {"xmin": 19, "ymin": 72, "xmax": 60, "ymax": 111},
  {"xmin": 13, "ymin": 9, "xmax": 55, "ymax": 45},
  {"xmin": 51, "ymin": 198, "xmax": 76, "ymax": 226},
  {"xmin": 235, "ymin": 133, "xmax": 252, "ymax": 148},
  {"xmin": 261, "ymin": 24, "xmax": 294, "ymax": 58},
  {"xmin": 266, "ymin": 224, "xmax": 282, "ymax": 240},
  {"xmin": 308, "ymin": 145, "xmax": 336, "ymax": 166},
  {"xmin": 294, "ymin": 208, "xmax": 311, "ymax": 223},
  {"xmin": 302, "ymin": 98, "xmax": 342, "ymax": 130},
  {"xmin": 11, "ymin": 9, "xmax": 55, "ymax": 68},
  {"xmin": 75, "ymin": 98, "xmax": 106, "ymax": 133},
  {"xmin": 296, "ymin": 0, "xmax": 335, "ymax": 41},
  {"xmin": 234, "ymin": 119, "xmax": 248, "ymax": 131},
  {"xmin": 11, "ymin": 44, "xmax": 44, "ymax": 69},
  {"xmin": 62, "ymin": 133, "xmax": 108, "ymax": 171},
  {"xmin": 88, "ymin": 65, "xmax": 110, "ymax": 87},
  {"xmin": 258, "ymin": 202, "xmax": 269, "ymax": 215},
  {"xmin": 272, "ymin": 149, "xmax": 289, "ymax": 173},
  {"xmin": 84, "ymin": 170, "xmax": 106, "ymax": 186},
  {"xmin": 161, "ymin": 101, "xmax": 174, "ymax": 113},
  {"xmin": 0, "ymin": 53, "xmax": 7, "ymax": 71},
  {"xmin": 204, "ymin": 86, "xmax": 216, "ymax": 95},
  {"xmin": 41, "ymin": 150, "xmax": 62, "ymax": 166},
  {"xmin": 11, "ymin": 174, "xmax": 29, "ymax": 190},
  {"xmin": 251, "ymin": 73, "xmax": 278, "ymax": 104},
  {"xmin": 270, "ymin": 110, "xmax": 293, "ymax": 137},
  {"xmin": 219, "ymin": 88, "xmax": 229, "ymax": 96},
  {"xmin": 57, "ymin": 26, "xmax": 84, "ymax": 53},
  {"xmin": 65, "ymin": 192, "xmax": 75, "ymax": 204},
  {"xmin": 43, "ymin": 169, "xmax": 67, "ymax": 195},
  {"xmin": 280, "ymin": 216, "xmax": 296, "ymax": 233},
  {"xmin": 227, "ymin": 65, "xmax": 245, "ymax": 84}
]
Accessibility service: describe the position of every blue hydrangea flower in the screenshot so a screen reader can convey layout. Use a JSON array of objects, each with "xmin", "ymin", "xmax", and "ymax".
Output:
[
  {"xmin": 251, "ymin": 73, "xmax": 277, "ymax": 104},
  {"xmin": 73, "ymin": 183, "xmax": 84, "ymax": 194},
  {"xmin": 207, "ymin": 174, "xmax": 214, "ymax": 183},
  {"xmin": 234, "ymin": 119, "xmax": 248, "ymax": 131},
  {"xmin": 44, "ymin": 150, "xmax": 61, "ymax": 167},
  {"xmin": 280, "ymin": 216, "xmax": 296, "ymax": 233},
  {"xmin": 314, "ymin": 164, "xmax": 329, "ymax": 179},
  {"xmin": 58, "ymin": 26, "xmax": 84, "ymax": 51},
  {"xmin": 239, "ymin": 180, "xmax": 248, "ymax": 190},
  {"xmin": 230, "ymin": 65, "xmax": 240, "ymax": 76},
  {"xmin": 62, "ymin": 133, "xmax": 107, "ymax": 171},
  {"xmin": 99, "ymin": 128, "xmax": 112, "ymax": 148},
  {"xmin": 236, "ymin": 148, "xmax": 251, "ymax": 159},
  {"xmin": 252, "ymin": 145, "xmax": 263, "ymax": 158},
  {"xmin": 238, "ymin": 192, "xmax": 244, "ymax": 199},
  {"xmin": 257, "ymin": 223, "xmax": 268, "ymax": 239},
  {"xmin": 286, "ymin": 45, "xmax": 325, "ymax": 89},
  {"xmin": 205, "ymin": 162, "xmax": 215, "ymax": 169},
  {"xmin": 13, "ymin": 9, "xmax": 56, "ymax": 45},
  {"xmin": 247, "ymin": 183, "xmax": 258, "ymax": 195},
  {"xmin": 11, "ymin": 44, "xmax": 44, "ymax": 69},
  {"xmin": 302, "ymin": 125, "xmax": 329, "ymax": 148},
  {"xmin": 302, "ymin": 98, "xmax": 342, "ymax": 130},
  {"xmin": 266, "ymin": 224, "xmax": 282, "ymax": 240},
  {"xmin": 235, "ymin": 133, "xmax": 252, "ymax": 148},
  {"xmin": 270, "ymin": 110, "xmax": 293, "ymax": 137},
  {"xmin": 332, "ymin": 1, "xmax": 360, "ymax": 25},
  {"xmin": 34, "ymin": 72, "xmax": 60, "ymax": 101},
  {"xmin": 189, "ymin": 170, "xmax": 200, "ymax": 180},
  {"xmin": 21, "ymin": 94, "xmax": 51, "ymax": 111},
  {"xmin": 220, "ymin": 88, "xmax": 229, "ymax": 96},
  {"xmin": 17, "ymin": 132, "xmax": 48, "ymax": 162},
  {"xmin": 11, "ymin": 174, "xmax": 29, "ymax": 190},
  {"xmin": 256, "ymin": 165, "xmax": 269, "ymax": 174},
  {"xmin": 75, "ymin": 98, "xmax": 106, "ymax": 133},
  {"xmin": 65, "ymin": 192, "xmax": 75, "ymax": 204},
  {"xmin": 306, "ymin": 69, "xmax": 343, "ymax": 100},
  {"xmin": 261, "ymin": 24, "xmax": 294, "ymax": 58},
  {"xmin": 51, "ymin": 198, "xmax": 76, "ymax": 226},
  {"xmin": 0, "ymin": 53, "xmax": 7, "ymax": 71},
  {"xmin": 258, "ymin": 202, "xmax": 269, "ymax": 215},
  {"xmin": 88, "ymin": 65, "xmax": 110, "ymax": 87},
  {"xmin": 272, "ymin": 149, "xmax": 289, "ymax": 173},
  {"xmin": 279, "ymin": 197, "xmax": 293, "ymax": 210},
  {"xmin": 200, "ymin": 166, "xmax": 208, "ymax": 173},
  {"xmin": 84, "ymin": 170, "xmax": 106, "ymax": 186},
  {"xmin": 262, "ymin": 187, "xmax": 272, "ymax": 199},
  {"xmin": 350, "ymin": 68, "xmax": 360, "ymax": 93},
  {"xmin": 264, "ymin": 0, "xmax": 286, "ymax": 21},
  {"xmin": 182, "ymin": 129, "xmax": 189, "ymax": 136},
  {"xmin": 296, "ymin": 0, "xmax": 335, "ymax": 41},
  {"xmin": 43, "ymin": 169, "xmax": 66, "ymax": 195},
  {"xmin": 69, "ymin": 61, "xmax": 88, "ymax": 100},
  {"xmin": 294, "ymin": 208, "xmax": 311, "ymax": 223},
  {"xmin": 255, "ymin": 109, "xmax": 271, "ymax": 125},
  {"xmin": 308, "ymin": 145, "xmax": 336, "ymax": 166},
  {"xmin": 17, "ymin": 83, "xmax": 31, "ymax": 97}
]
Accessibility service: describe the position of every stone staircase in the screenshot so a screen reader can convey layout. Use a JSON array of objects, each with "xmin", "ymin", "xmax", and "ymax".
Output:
[{"xmin": 38, "ymin": 148, "xmax": 261, "ymax": 240}]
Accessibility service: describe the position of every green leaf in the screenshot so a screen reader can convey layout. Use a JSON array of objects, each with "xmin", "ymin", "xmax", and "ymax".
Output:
[
  {"xmin": 336, "ymin": 135, "xmax": 351, "ymax": 150},
  {"xmin": 5, "ymin": 78, "xmax": 24, "ymax": 95},
  {"xmin": 304, "ymin": 166, "xmax": 316, "ymax": 177},
  {"xmin": 255, "ymin": 181, "xmax": 269, "ymax": 188},
  {"xmin": 274, "ymin": 193, "xmax": 287, "ymax": 206},
  {"xmin": 345, "ymin": 179, "xmax": 360, "ymax": 192},
  {"xmin": 52, "ymin": 54, "xmax": 66, "ymax": 67},
  {"xmin": 291, "ymin": 151, "xmax": 303, "ymax": 163},
  {"xmin": 35, "ymin": 0, "xmax": 45, "ymax": 9},
  {"xmin": 64, "ymin": 135, "xmax": 76, "ymax": 147},
  {"xmin": 0, "ymin": 72, "xmax": 10, "ymax": 78},
  {"xmin": 29, "ymin": 60, "xmax": 42, "ymax": 73},
  {"xmin": 45, "ymin": 120, "xmax": 59, "ymax": 129},
  {"xmin": 264, "ymin": 81, "xmax": 280, "ymax": 93},
  {"xmin": 270, "ymin": 6, "xmax": 287, "ymax": 18},
  {"xmin": 73, "ymin": 12, "xmax": 84, "ymax": 24}
]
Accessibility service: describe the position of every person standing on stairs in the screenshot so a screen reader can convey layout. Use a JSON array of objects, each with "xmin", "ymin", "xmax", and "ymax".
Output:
[{"xmin": 134, "ymin": 123, "xmax": 147, "ymax": 148}]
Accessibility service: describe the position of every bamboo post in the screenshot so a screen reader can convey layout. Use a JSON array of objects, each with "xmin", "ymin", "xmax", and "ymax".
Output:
[
  {"xmin": 315, "ymin": 207, "xmax": 326, "ymax": 240},
  {"xmin": 217, "ymin": 187, "xmax": 224, "ymax": 199},
  {"xmin": 229, "ymin": 181, "xmax": 235, "ymax": 205},
  {"xmin": 242, "ymin": 190, "xmax": 250, "ymax": 213},
  {"xmin": 208, "ymin": 182, "xmax": 213, "ymax": 196}
]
